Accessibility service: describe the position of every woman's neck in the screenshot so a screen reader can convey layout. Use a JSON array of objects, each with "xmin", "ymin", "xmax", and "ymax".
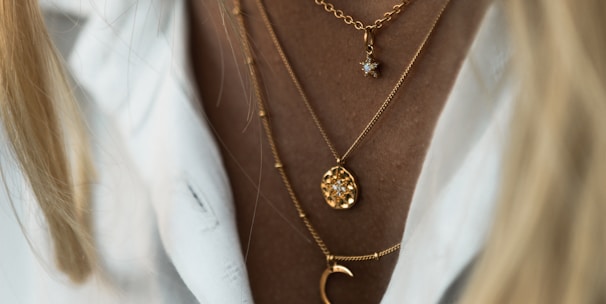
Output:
[{"xmin": 188, "ymin": 0, "xmax": 491, "ymax": 302}]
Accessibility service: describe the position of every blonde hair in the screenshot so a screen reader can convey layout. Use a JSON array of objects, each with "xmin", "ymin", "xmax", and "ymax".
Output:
[
  {"xmin": 462, "ymin": 0, "xmax": 606, "ymax": 303},
  {"xmin": 0, "ymin": 0, "xmax": 95, "ymax": 282},
  {"xmin": 1, "ymin": 0, "xmax": 605, "ymax": 300}
]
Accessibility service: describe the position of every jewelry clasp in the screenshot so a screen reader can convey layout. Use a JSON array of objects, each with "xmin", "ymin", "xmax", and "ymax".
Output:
[
  {"xmin": 326, "ymin": 255, "xmax": 335, "ymax": 267},
  {"xmin": 364, "ymin": 28, "xmax": 375, "ymax": 54}
]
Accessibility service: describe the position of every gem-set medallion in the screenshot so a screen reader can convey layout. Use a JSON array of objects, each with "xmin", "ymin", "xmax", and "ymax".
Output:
[{"xmin": 321, "ymin": 166, "xmax": 358, "ymax": 210}]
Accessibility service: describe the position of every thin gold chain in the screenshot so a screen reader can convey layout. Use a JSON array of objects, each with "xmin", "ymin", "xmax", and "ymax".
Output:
[
  {"xmin": 233, "ymin": 0, "xmax": 451, "ymax": 263},
  {"xmin": 313, "ymin": 0, "xmax": 411, "ymax": 31},
  {"xmin": 234, "ymin": 0, "xmax": 452, "ymax": 262},
  {"xmin": 256, "ymin": 0, "xmax": 450, "ymax": 164},
  {"xmin": 233, "ymin": 0, "xmax": 405, "ymax": 262}
]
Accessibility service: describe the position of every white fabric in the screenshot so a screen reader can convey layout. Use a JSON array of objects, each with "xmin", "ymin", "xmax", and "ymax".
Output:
[
  {"xmin": 383, "ymin": 5, "xmax": 512, "ymax": 302},
  {"xmin": 0, "ymin": 0, "xmax": 511, "ymax": 303}
]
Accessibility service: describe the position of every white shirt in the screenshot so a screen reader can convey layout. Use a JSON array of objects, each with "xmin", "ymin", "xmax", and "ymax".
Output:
[{"xmin": 0, "ymin": 0, "xmax": 511, "ymax": 303}]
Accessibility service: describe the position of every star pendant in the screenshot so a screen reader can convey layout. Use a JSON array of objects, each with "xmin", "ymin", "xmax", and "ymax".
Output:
[{"xmin": 360, "ymin": 55, "xmax": 380, "ymax": 78}]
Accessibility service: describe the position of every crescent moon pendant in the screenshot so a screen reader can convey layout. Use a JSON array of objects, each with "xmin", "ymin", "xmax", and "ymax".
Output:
[{"xmin": 320, "ymin": 263, "xmax": 354, "ymax": 304}]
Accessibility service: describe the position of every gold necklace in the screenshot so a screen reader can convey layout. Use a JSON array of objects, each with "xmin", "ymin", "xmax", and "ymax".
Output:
[
  {"xmin": 233, "ymin": 1, "xmax": 451, "ymax": 302},
  {"xmin": 257, "ymin": 0, "xmax": 449, "ymax": 211},
  {"xmin": 233, "ymin": 4, "xmax": 400, "ymax": 303},
  {"xmin": 313, "ymin": 0, "xmax": 413, "ymax": 77}
]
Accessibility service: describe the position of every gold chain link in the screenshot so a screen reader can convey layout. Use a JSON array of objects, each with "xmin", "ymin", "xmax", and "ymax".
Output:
[
  {"xmin": 332, "ymin": 243, "xmax": 402, "ymax": 262},
  {"xmin": 233, "ymin": 0, "xmax": 451, "ymax": 263},
  {"xmin": 313, "ymin": 0, "xmax": 411, "ymax": 31},
  {"xmin": 258, "ymin": 0, "xmax": 449, "ymax": 164}
]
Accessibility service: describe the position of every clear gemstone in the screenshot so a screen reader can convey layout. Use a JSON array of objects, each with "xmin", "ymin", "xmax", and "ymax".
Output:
[
  {"xmin": 360, "ymin": 56, "xmax": 379, "ymax": 77},
  {"xmin": 332, "ymin": 180, "xmax": 347, "ymax": 196}
]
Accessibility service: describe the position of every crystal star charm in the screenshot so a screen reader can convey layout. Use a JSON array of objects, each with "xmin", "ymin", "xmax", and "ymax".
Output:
[{"xmin": 360, "ymin": 54, "xmax": 379, "ymax": 78}]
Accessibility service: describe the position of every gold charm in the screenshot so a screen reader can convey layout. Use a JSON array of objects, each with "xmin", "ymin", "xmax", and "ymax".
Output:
[
  {"xmin": 321, "ymin": 165, "xmax": 358, "ymax": 210},
  {"xmin": 360, "ymin": 54, "xmax": 380, "ymax": 78},
  {"xmin": 360, "ymin": 29, "xmax": 379, "ymax": 78},
  {"xmin": 320, "ymin": 262, "xmax": 354, "ymax": 304}
]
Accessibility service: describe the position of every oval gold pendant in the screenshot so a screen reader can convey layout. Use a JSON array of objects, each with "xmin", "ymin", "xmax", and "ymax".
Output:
[{"xmin": 320, "ymin": 166, "xmax": 358, "ymax": 210}]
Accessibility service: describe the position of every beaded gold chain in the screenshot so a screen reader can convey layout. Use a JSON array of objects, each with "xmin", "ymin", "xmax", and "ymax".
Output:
[{"xmin": 232, "ymin": 0, "xmax": 451, "ymax": 302}]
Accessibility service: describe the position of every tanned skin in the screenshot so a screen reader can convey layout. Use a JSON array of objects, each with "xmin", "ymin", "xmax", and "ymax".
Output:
[{"xmin": 189, "ymin": 0, "xmax": 490, "ymax": 302}]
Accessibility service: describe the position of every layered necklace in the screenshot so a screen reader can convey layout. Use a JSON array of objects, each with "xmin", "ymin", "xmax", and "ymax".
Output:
[
  {"xmin": 257, "ymin": 0, "xmax": 444, "ymax": 212},
  {"xmin": 233, "ymin": 0, "xmax": 451, "ymax": 302}
]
